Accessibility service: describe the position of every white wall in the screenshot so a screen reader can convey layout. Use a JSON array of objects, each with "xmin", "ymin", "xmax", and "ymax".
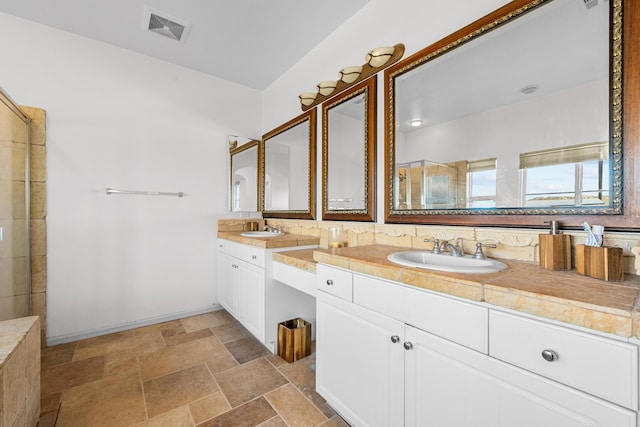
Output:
[
  {"xmin": 262, "ymin": 0, "xmax": 512, "ymax": 221},
  {"xmin": 0, "ymin": 12, "xmax": 262, "ymax": 343}
]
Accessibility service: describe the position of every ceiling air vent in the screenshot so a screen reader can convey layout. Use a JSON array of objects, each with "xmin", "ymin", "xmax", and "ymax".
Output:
[
  {"xmin": 581, "ymin": 0, "xmax": 599, "ymax": 10},
  {"xmin": 142, "ymin": 6, "xmax": 191, "ymax": 43}
]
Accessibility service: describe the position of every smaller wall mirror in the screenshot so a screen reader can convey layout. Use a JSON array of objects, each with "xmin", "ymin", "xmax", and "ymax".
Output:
[
  {"xmin": 322, "ymin": 76, "xmax": 376, "ymax": 221},
  {"xmin": 229, "ymin": 137, "xmax": 259, "ymax": 212},
  {"xmin": 261, "ymin": 110, "xmax": 316, "ymax": 219}
]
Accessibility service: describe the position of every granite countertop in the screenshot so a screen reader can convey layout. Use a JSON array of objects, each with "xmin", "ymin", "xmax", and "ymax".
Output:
[
  {"xmin": 217, "ymin": 231, "xmax": 320, "ymax": 249},
  {"xmin": 273, "ymin": 244, "xmax": 640, "ymax": 338}
]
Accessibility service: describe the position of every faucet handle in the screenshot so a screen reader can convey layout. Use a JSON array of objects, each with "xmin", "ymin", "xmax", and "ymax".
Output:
[
  {"xmin": 472, "ymin": 242, "xmax": 496, "ymax": 260},
  {"xmin": 455, "ymin": 238, "xmax": 464, "ymax": 256},
  {"xmin": 423, "ymin": 238, "xmax": 441, "ymax": 254}
]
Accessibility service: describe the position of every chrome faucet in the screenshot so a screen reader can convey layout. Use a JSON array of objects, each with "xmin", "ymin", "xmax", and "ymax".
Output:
[
  {"xmin": 472, "ymin": 242, "xmax": 497, "ymax": 260},
  {"xmin": 423, "ymin": 238, "xmax": 442, "ymax": 254},
  {"xmin": 444, "ymin": 239, "xmax": 464, "ymax": 257}
]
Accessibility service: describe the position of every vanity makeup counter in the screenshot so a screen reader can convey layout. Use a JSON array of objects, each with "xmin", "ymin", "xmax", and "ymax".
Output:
[
  {"xmin": 217, "ymin": 231, "xmax": 319, "ymax": 249},
  {"xmin": 273, "ymin": 244, "xmax": 640, "ymax": 338},
  {"xmin": 216, "ymin": 232, "xmax": 319, "ymax": 352}
]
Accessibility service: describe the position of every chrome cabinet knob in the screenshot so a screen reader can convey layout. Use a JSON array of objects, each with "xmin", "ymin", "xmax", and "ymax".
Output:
[
  {"xmin": 390, "ymin": 335, "xmax": 400, "ymax": 343},
  {"xmin": 403, "ymin": 342, "xmax": 413, "ymax": 350},
  {"xmin": 326, "ymin": 279, "xmax": 334, "ymax": 286},
  {"xmin": 541, "ymin": 349, "xmax": 559, "ymax": 362}
]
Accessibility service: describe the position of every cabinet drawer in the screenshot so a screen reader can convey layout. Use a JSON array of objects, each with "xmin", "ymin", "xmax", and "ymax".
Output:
[
  {"xmin": 218, "ymin": 239, "xmax": 265, "ymax": 268},
  {"xmin": 353, "ymin": 274, "xmax": 488, "ymax": 353},
  {"xmin": 489, "ymin": 310, "xmax": 638, "ymax": 410},
  {"xmin": 316, "ymin": 264, "xmax": 353, "ymax": 301}
]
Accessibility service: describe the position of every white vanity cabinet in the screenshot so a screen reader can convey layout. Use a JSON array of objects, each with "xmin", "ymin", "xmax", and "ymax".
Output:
[
  {"xmin": 316, "ymin": 263, "xmax": 638, "ymax": 427},
  {"xmin": 217, "ymin": 240, "xmax": 265, "ymax": 341},
  {"xmin": 217, "ymin": 238, "xmax": 317, "ymax": 352}
]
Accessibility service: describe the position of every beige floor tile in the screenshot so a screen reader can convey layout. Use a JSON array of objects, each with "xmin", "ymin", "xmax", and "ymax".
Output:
[
  {"xmin": 257, "ymin": 416, "xmax": 288, "ymax": 427},
  {"xmin": 188, "ymin": 393, "xmax": 231, "ymax": 424},
  {"xmin": 278, "ymin": 354, "xmax": 334, "ymax": 418},
  {"xmin": 41, "ymin": 342, "xmax": 76, "ymax": 368},
  {"xmin": 144, "ymin": 364, "xmax": 219, "ymax": 419},
  {"xmin": 76, "ymin": 329, "xmax": 136, "ymax": 349},
  {"xmin": 211, "ymin": 321, "xmax": 251, "ymax": 343},
  {"xmin": 164, "ymin": 328, "xmax": 213, "ymax": 347},
  {"xmin": 37, "ymin": 411, "xmax": 58, "ymax": 427},
  {"xmin": 135, "ymin": 320, "xmax": 185, "ymax": 337},
  {"xmin": 197, "ymin": 397, "xmax": 277, "ymax": 427},
  {"xmin": 40, "ymin": 391, "xmax": 61, "ymax": 413},
  {"xmin": 319, "ymin": 416, "xmax": 351, "ymax": 427},
  {"xmin": 41, "ymin": 355, "xmax": 105, "ymax": 395},
  {"xmin": 265, "ymin": 383, "xmax": 327, "ymax": 427},
  {"xmin": 134, "ymin": 405, "xmax": 195, "ymax": 427},
  {"xmin": 180, "ymin": 311, "xmax": 235, "ymax": 333},
  {"xmin": 106, "ymin": 356, "xmax": 140, "ymax": 377},
  {"xmin": 224, "ymin": 336, "xmax": 271, "ymax": 364},
  {"xmin": 106, "ymin": 330, "xmax": 165, "ymax": 363},
  {"xmin": 214, "ymin": 358, "xmax": 288, "ymax": 408},
  {"xmin": 138, "ymin": 336, "xmax": 227, "ymax": 381},
  {"xmin": 56, "ymin": 371, "xmax": 146, "ymax": 427},
  {"xmin": 72, "ymin": 343, "xmax": 106, "ymax": 361}
]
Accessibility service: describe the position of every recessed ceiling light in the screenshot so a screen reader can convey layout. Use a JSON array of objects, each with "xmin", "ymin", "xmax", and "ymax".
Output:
[
  {"xmin": 410, "ymin": 119, "xmax": 423, "ymax": 127},
  {"xmin": 520, "ymin": 84, "xmax": 539, "ymax": 95}
]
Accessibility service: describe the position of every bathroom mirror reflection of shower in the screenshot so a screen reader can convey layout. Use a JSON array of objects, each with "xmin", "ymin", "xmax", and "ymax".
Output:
[
  {"xmin": 394, "ymin": 160, "xmax": 466, "ymax": 210},
  {"xmin": 0, "ymin": 87, "xmax": 31, "ymax": 320},
  {"xmin": 228, "ymin": 136, "xmax": 259, "ymax": 212}
]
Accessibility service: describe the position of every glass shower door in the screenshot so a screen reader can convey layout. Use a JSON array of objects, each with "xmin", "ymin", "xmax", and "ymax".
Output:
[{"xmin": 0, "ymin": 88, "xmax": 31, "ymax": 320}]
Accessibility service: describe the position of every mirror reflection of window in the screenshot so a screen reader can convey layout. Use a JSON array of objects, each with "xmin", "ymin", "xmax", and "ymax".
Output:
[
  {"xmin": 519, "ymin": 142, "xmax": 609, "ymax": 207},
  {"xmin": 467, "ymin": 158, "xmax": 497, "ymax": 208}
]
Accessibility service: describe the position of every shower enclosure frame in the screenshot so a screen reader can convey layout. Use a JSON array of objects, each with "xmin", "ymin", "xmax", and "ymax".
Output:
[{"xmin": 0, "ymin": 86, "xmax": 32, "ymax": 316}]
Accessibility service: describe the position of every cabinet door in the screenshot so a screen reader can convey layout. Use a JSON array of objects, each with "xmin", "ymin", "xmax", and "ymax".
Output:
[
  {"xmin": 316, "ymin": 291, "xmax": 404, "ymax": 427},
  {"xmin": 404, "ymin": 325, "xmax": 635, "ymax": 427},
  {"xmin": 236, "ymin": 259, "xmax": 265, "ymax": 342},
  {"xmin": 217, "ymin": 252, "xmax": 237, "ymax": 316}
]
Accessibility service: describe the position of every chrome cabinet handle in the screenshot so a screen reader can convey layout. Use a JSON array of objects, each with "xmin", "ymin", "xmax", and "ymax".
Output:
[
  {"xmin": 541, "ymin": 349, "xmax": 559, "ymax": 362},
  {"xmin": 326, "ymin": 279, "xmax": 334, "ymax": 286},
  {"xmin": 391, "ymin": 335, "xmax": 400, "ymax": 343},
  {"xmin": 403, "ymin": 342, "xmax": 413, "ymax": 350},
  {"xmin": 252, "ymin": 255, "xmax": 257, "ymax": 259}
]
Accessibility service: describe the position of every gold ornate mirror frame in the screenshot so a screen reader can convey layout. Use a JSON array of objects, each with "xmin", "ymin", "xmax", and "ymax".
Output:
[
  {"xmin": 322, "ymin": 76, "xmax": 376, "ymax": 221},
  {"xmin": 384, "ymin": 0, "xmax": 640, "ymax": 230},
  {"xmin": 261, "ymin": 109, "xmax": 317, "ymax": 219}
]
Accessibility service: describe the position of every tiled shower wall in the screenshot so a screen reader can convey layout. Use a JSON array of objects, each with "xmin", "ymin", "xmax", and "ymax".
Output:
[
  {"xmin": 0, "ymin": 105, "xmax": 46, "ymax": 343},
  {"xmin": 220, "ymin": 218, "xmax": 640, "ymax": 275}
]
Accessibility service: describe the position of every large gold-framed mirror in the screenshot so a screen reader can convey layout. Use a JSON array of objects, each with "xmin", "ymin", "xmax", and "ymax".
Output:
[
  {"xmin": 385, "ymin": 0, "xmax": 632, "ymax": 228},
  {"xmin": 322, "ymin": 76, "xmax": 376, "ymax": 221},
  {"xmin": 261, "ymin": 109, "xmax": 316, "ymax": 219},
  {"xmin": 229, "ymin": 138, "xmax": 259, "ymax": 212}
]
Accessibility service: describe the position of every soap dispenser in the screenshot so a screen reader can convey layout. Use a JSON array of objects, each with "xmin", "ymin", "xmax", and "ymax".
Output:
[{"xmin": 538, "ymin": 220, "xmax": 572, "ymax": 270}]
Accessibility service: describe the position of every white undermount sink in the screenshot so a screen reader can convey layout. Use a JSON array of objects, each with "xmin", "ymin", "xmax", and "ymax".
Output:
[
  {"xmin": 387, "ymin": 251, "xmax": 507, "ymax": 273},
  {"xmin": 240, "ymin": 231, "xmax": 284, "ymax": 237}
]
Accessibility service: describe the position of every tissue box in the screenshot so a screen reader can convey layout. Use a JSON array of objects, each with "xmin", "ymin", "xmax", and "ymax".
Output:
[{"xmin": 575, "ymin": 244, "xmax": 624, "ymax": 282}]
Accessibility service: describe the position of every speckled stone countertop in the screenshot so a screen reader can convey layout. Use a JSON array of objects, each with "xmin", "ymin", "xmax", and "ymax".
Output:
[
  {"xmin": 0, "ymin": 316, "xmax": 40, "ymax": 366},
  {"xmin": 273, "ymin": 249, "xmax": 318, "ymax": 273},
  {"xmin": 217, "ymin": 232, "xmax": 319, "ymax": 249},
  {"xmin": 274, "ymin": 244, "xmax": 640, "ymax": 338}
]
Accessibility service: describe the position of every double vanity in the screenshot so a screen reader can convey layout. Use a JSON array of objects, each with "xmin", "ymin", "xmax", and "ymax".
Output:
[{"xmin": 218, "ymin": 228, "xmax": 640, "ymax": 427}]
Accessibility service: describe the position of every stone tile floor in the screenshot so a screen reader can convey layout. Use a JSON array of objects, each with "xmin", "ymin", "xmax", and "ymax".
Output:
[{"xmin": 39, "ymin": 310, "xmax": 348, "ymax": 427}]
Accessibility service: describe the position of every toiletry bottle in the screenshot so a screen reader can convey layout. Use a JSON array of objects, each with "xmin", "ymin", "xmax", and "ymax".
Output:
[{"xmin": 538, "ymin": 220, "xmax": 572, "ymax": 270}]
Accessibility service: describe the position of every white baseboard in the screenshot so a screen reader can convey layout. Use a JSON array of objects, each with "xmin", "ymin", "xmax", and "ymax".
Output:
[{"xmin": 46, "ymin": 304, "xmax": 224, "ymax": 347}]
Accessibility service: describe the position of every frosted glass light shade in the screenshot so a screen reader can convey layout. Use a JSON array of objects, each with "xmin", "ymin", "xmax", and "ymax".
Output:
[
  {"xmin": 339, "ymin": 66, "xmax": 363, "ymax": 84},
  {"xmin": 366, "ymin": 46, "xmax": 396, "ymax": 68},
  {"xmin": 317, "ymin": 80, "xmax": 338, "ymax": 96},
  {"xmin": 299, "ymin": 92, "xmax": 317, "ymax": 106}
]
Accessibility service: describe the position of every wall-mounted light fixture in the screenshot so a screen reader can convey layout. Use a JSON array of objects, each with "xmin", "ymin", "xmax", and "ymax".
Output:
[{"xmin": 298, "ymin": 43, "xmax": 405, "ymax": 111}]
